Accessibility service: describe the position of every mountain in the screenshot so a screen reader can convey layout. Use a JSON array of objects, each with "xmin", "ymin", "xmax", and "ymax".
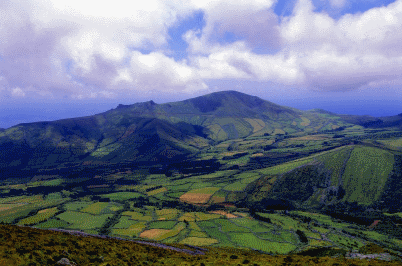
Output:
[{"xmin": 0, "ymin": 90, "xmax": 398, "ymax": 176}]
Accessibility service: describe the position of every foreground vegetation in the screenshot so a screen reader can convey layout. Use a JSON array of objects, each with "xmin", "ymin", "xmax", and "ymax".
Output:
[{"xmin": 0, "ymin": 224, "xmax": 400, "ymax": 266}]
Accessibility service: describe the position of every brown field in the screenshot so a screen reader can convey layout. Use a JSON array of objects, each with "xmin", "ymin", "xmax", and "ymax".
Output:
[
  {"xmin": 209, "ymin": 196, "xmax": 226, "ymax": 204},
  {"xmin": 37, "ymin": 207, "xmax": 57, "ymax": 214},
  {"xmin": 209, "ymin": 210, "xmax": 238, "ymax": 219},
  {"xmin": 180, "ymin": 237, "xmax": 219, "ymax": 246},
  {"xmin": 180, "ymin": 193, "xmax": 212, "ymax": 204},
  {"xmin": 250, "ymin": 153, "xmax": 264, "ymax": 158},
  {"xmin": 245, "ymin": 118, "xmax": 265, "ymax": 133},
  {"xmin": 140, "ymin": 229, "xmax": 171, "ymax": 240}
]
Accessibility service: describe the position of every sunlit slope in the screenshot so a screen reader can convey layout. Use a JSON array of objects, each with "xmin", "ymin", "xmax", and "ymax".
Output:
[
  {"xmin": 238, "ymin": 146, "xmax": 397, "ymax": 208},
  {"xmin": 157, "ymin": 91, "xmax": 350, "ymax": 139}
]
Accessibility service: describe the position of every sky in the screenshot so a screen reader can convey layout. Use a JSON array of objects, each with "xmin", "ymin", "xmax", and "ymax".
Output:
[{"xmin": 1, "ymin": 0, "xmax": 402, "ymax": 128}]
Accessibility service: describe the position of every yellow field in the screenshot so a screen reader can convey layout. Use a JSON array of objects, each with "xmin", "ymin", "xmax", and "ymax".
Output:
[
  {"xmin": 156, "ymin": 209, "xmax": 179, "ymax": 220},
  {"xmin": 209, "ymin": 210, "xmax": 238, "ymax": 219},
  {"xmin": 81, "ymin": 202, "xmax": 109, "ymax": 215},
  {"xmin": 147, "ymin": 187, "xmax": 167, "ymax": 196},
  {"xmin": 17, "ymin": 207, "xmax": 59, "ymax": 226},
  {"xmin": 273, "ymin": 129, "xmax": 286, "ymax": 135},
  {"xmin": 122, "ymin": 211, "xmax": 153, "ymax": 221},
  {"xmin": 300, "ymin": 117, "xmax": 311, "ymax": 126},
  {"xmin": 112, "ymin": 222, "xmax": 146, "ymax": 237},
  {"xmin": 140, "ymin": 222, "xmax": 185, "ymax": 241},
  {"xmin": 179, "ymin": 187, "xmax": 220, "ymax": 204},
  {"xmin": 244, "ymin": 118, "xmax": 265, "ymax": 133}
]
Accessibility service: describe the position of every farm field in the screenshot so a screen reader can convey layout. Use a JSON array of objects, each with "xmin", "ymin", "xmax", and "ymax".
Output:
[{"xmin": 0, "ymin": 120, "xmax": 402, "ymax": 260}]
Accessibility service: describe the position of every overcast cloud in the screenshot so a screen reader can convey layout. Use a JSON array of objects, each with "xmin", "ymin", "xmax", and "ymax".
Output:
[{"xmin": 0, "ymin": 0, "xmax": 402, "ymax": 99}]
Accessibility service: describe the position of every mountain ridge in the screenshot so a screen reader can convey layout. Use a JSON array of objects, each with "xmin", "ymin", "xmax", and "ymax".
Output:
[{"xmin": 0, "ymin": 90, "xmax": 400, "ymax": 175}]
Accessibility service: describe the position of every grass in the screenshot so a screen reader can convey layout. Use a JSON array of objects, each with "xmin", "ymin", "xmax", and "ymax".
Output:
[
  {"xmin": 34, "ymin": 218, "xmax": 70, "ymax": 229},
  {"xmin": 315, "ymin": 146, "xmax": 352, "ymax": 186},
  {"xmin": 198, "ymin": 225, "xmax": 235, "ymax": 246},
  {"xmin": 80, "ymin": 202, "xmax": 110, "ymax": 215},
  {"xmin": 223, "ymin": 182, "xmax": 248, "ymax": 191},
  {"xmin": 257, "ymin": 158, "xmax": 313, "ymax": 175},
  {"xmin": 258, "ymin": 213, "xmax": 300, "ymax": 230},
  {"xmin": 57, "ymin": 211, "xmax": 113, "ymax": 230},
  {"xmin": 42, "ymin": 179, "xmax": 64, "ymax": 186},
  {"xmin": 378, "ymin": 137, "xmax": 402, "ymax": 148},
  {"xmin": 327, "ymin": 233, "xmax": 365, "ymax": 249},
  {"xmin": 147, "ymin": 187, "xmax": 167, "ymax": 196},
  {"xmin": 3, "ymin": 224, "xmax": 397, "ymax": 266},
  {"xmin": 111, "ymin": 222, "xmax": 147, "ymax": 238},
  {"xmin": 230, "ymin": 233, "xmax": 297, "ymax": 254},
  {"xmin": 195, "ymin": 212, "xmax": 222, "ymax": 221},
  {"xmin": 188, "ymin": 230, "xmax": 209, "ymax": 238},
  {"xmin": 122, "ymin": 211, "xmax": 153, "ymax": 221},
  {"xmin": 17, "ymin": 207, "xmax": 59, "ymax": 226},
  {"xmin": 0, "ymin": 196, "xmax": 28, "ymax": 204},
  {"xmin": 342, "ymin": 146, "xmax": 394, "ymax": 205},
  {"xmin": 0, "ymin": 198, "xmax": 66, "ymax": 224},
  {"xmin": 64, "ymin": 201, "xmax": 94, "ymax": 211},
  {"xmin": 176, "ymin": 212, "xmax": 195, "ymax": 222},
  {"xmin": 231, "ymin": 218, "xmax": 273, "ymax": 233},
  {"xmin": 148, "ymin": 221, "xmax": 177, "ymax": 230},
  {"xmin": 213, "ymin": 219, "xmax": 250, "ymax": 232},
  {"xmin": 292, "ymin": 211, "xmax": 349, "ymax": 229},
  {"xmin": 179, "ymin": 187, "xmax": 221, "ymax": 204},
  {"xmin": 155, "ymin": 208, "xmax": 180, "ymax": 220},
  {"xmin": 140, "ymin": 222, "xmax": 186, "ymax": 241},
  {"xmin": 100, "ymin": 192, "xmax": 144, "ymax": 201},
  {"xmin": 113, "ymin": 216, "xmax": 138, "ymax": 228}
]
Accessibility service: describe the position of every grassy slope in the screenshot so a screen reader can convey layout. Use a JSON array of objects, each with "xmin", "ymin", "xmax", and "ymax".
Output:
[
  {"xmin": 342, "ymin": 146, "xmax": 394, "ymax": 205},
  {"xmin": 0, "ymin": 224, "xmax": 400, "ymax": 266}
]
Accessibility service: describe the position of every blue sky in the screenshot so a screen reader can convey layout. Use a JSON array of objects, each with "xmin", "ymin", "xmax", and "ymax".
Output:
[{"xmin": 0, "ymin": 0, "xmax": 401, "ymax": 128}]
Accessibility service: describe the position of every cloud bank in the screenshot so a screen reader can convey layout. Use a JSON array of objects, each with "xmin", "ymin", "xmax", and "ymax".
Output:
[{"xmin": 0, "ymin": 0, "xmax": 402, "ymax": 99}]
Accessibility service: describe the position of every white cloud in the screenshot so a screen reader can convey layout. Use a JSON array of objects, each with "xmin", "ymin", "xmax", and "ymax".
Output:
[
  {"xmin": 11, "ymin": 87, "xmax": 26, "ymax": 97},
  {"xmin": 1, "ymin": 0, "xmax": 402, "ymax": 99}
]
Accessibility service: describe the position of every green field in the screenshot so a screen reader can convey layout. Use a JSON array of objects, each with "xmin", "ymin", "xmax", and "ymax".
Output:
[
  {"xmin": 17, "ymin": 207, "xmax": 59, "ymax": 226},
  {"xmin": 100, "ymin": 192, "xmax": 144, "ymax": 201},
  {"xmin": 342, "ymin": 146, "xmax": 394, "ymax": 205},
  {"xmin": 230, "ymin": 233, "xmax": 297, "ymax": 254},
  {"xmin": 57, "ymin": 211, "xmax": 113, "ymax": 230}
]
